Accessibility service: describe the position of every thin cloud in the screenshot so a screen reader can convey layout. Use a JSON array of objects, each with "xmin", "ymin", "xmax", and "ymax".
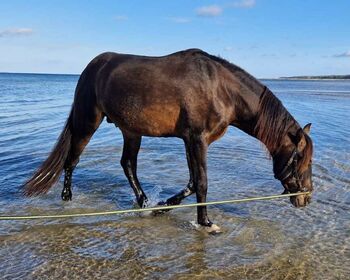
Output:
[
  {"xmin": 261, "ymin": 53, "xmax": 277, "ymax": 57},
  {"xmin": 334, "ymin": 50, "xmax": 350, "ymax": 57},
  {"xmin": 224, "ymin": 46, "xmax": 234, "ymax": 51},
  {"xmin": 114, "ymin": 15, "xmax": 128, "ymax": 21},
  {"xmin": 230, "ymin": 0, "xmax": 256, "ymax": 8},
  {"xmin": 196, "ymin": 5, "xmax": 223, "ymax": 17},
  {"xmin": 196, "ymin": 1, "xmax": 255, "ymax": 18},
  {"xmin": 166, "ymin": 17, "xmax": 191, "ymax": 24},
  {"xmin": 0, "ymin": 28, "xmax": 33, "ymax": 37}
]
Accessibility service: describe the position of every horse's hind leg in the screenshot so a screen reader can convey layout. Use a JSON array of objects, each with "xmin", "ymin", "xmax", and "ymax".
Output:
[
  {"xmin": 61, "ymin": 134, "xmax": 94, "ymax": 201},
  {"xmin": 165, "ymin": 180, "xmax": 194, "ymax": 206},
  {"xmin": 61, "ymin": 108, "xmax": 103, "ymax": 201},
  {"xmin": 153, "ymin": 144, "xmax": 195, "ymax": 215},
  {"xmin": 120, "ymin": 131, "xmax": 148, "ymax": 208},
  {"xmin": 62, "ymin": 167, "xmax": 73, "ymax": 201}
]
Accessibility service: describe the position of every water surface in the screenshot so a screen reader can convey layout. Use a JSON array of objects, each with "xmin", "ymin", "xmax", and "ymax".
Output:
[{"xmin": 0, "ymin": 73, "xmax": 349, "ymax": 279}]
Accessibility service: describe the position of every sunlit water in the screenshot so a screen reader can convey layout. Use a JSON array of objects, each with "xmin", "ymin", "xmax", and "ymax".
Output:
[{"xmin": 0, "ymin": 73, "xmax": 349, "ymax": 279}]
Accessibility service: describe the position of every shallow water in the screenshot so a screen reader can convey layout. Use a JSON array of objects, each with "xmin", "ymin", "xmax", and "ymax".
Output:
[{"xmin": 0, "ymin": 73, "xmax": 349, "ymax": 279}]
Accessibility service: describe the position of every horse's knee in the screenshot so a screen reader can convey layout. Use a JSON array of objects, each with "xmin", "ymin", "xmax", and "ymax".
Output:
[
  {"xmin": 120, "ymin": 157, "xmax": 131, "ymax": 172},
  {"xmin": 120, "ymin": 158, "xmax": 127, "ymax": 170},
  {"xmin": 195, "ymin": 182, "xmax": 208, "ymax": 197}
]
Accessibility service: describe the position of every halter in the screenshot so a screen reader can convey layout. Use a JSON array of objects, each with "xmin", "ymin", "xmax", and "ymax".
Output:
[{"xmin": 274, "ymin": 148, "xmax": 306, "ymax": 193}]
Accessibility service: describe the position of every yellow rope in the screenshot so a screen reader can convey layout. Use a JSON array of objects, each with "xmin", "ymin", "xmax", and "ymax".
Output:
[{"xmin": 0, "ymin": 192, "xmax": 309, "ymax": 221}]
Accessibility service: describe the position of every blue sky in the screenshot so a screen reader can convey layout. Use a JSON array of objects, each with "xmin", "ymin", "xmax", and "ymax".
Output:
[{"xmin": 0, "ymin": 0, "xmax": 349, "ymax": 78}]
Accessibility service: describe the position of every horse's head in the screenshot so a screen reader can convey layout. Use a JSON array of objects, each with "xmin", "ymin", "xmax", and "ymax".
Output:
[{"xmin": 273, "ymin": 123, "xmax": 313, "ymax": 207}]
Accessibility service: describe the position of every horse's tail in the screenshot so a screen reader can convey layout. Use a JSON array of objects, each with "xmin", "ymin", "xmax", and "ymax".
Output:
[{"xmin": 22, "ymin": 110, "xmax": 73, "ymax": 196}]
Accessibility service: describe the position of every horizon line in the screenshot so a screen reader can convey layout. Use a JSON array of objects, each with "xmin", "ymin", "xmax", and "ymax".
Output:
[
  {"xmin": 0, "ymin": 71, "xmax": 80, "ymax": 76},
  {"xmin": 1, "ymin": 71, "xmax": 349, "ymax": 81},
  {"xmin": 0, "ymin": 71, "xmax": 273, "ymax": 80}
]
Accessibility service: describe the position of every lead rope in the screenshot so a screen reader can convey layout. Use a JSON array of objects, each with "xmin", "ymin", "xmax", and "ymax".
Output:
[{"xmin": 0, "ymin": 192, "xmax": 310, "ymax": 221}]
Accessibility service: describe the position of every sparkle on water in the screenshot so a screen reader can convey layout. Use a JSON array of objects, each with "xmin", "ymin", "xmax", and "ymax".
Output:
[{"xmin": 0, "ymin": 73, "xmax": 349, "ymax": 279}]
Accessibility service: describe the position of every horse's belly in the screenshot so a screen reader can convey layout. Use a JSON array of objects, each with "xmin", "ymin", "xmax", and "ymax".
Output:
[{"xmin": 108, "ymin": 102, "xmax": 181, "ymax": 137}]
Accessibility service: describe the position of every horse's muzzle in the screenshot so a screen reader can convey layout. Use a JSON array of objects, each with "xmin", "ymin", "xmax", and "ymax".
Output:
[{"xmin": 290, "ymin": 193, "xmax": 312, "ymax": 207}]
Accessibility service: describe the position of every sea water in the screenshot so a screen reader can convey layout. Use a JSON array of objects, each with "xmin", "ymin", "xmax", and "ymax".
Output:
[{"xmin": 0, "ymin": 73, "xmax": 349, "ymax": 279}]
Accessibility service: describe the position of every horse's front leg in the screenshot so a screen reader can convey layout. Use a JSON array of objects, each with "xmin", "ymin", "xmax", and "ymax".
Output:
[{"xmin": 186, "ymin": 134, "xmax": 220, "ymax": 233}]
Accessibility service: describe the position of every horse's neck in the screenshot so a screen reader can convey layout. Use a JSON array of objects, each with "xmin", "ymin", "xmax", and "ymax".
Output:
[
  {"xmin": 229, "ymin": 84, "xmax": 262, "ymax": 136},
  {"xmin": 231, "ymin": 85, "xmax": 299, "ymax": 156},
  {"xmin": 210, "ymin": 56, "xmax": 300, "ymax": 156}
]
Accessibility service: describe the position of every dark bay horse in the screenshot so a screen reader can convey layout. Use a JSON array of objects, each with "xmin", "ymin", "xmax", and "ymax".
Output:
[{"xmin": 23, "ymin": 49, "xmax": 313, "ymax": 231}]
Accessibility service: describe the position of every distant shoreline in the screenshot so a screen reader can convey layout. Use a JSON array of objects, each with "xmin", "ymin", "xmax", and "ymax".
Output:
[
  {"xmin": 0, "ymin": 72, "xmax": 79, "ymax": 76},
  {"xmin": 279, "ymin": 75, "xmax": 350, "ymax": 80}
]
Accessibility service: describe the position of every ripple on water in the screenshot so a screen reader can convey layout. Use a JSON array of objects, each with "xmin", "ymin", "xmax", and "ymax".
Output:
[{"xmin": 0, "ymin": 75, "xmax": 349, "ymax": 279}]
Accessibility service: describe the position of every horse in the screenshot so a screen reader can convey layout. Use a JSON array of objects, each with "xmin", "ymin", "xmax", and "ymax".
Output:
[{"xmin": 23, "ymin": 49, "xmax": 313, "ymax": 232}]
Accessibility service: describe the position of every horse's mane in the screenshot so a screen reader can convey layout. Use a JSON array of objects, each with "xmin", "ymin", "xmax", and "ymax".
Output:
[
  {"xmin": 201, "ymin": 51, "xmax": 264, "ymax": 93},
  {"xmin": 254, "ymin": 88, "xmax": 297, "ymax": 153},
  {"xmin": 201, "ymin": 50, "xmax": 303, "ymax": 154}
]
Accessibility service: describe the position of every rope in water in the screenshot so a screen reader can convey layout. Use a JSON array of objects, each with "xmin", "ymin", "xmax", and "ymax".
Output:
[{"xmin": 0, "ymin": 192, "xmax": 309, "ymax": 221}]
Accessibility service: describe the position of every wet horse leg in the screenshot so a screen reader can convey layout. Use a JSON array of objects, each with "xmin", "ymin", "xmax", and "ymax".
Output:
[
  {"xmin": 167, "ymin": 142, "xmax": 196, "ymax": 205},
  {"xmin": 62, "ymin": 167, "xmax": 73, "ymax": 201},
  {"xmin": 185, "ymin": 134, "xmax": 213, "ymax": 227},
  {"xmin": 165, "ymin": 180, "xmax": 194, "ymax": 206},
  {"xmin": 153, "ymin": 181, "xmax": 194, "ymax": 215},
  {"xmin": 153, "ymin": 144, "xmax": 195, "ymax": 215},
  {"xmin": 62, "ymin": 115, "xmax": 103, "ymax": 201},
  {"xmin": 121, "ymin": 132, "xmax": 148, "ymax": 208}
]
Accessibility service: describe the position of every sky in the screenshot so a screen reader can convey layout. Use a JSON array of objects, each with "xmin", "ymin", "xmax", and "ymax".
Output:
[{"xmin": 0, "ymin": 0, "xmax": 349, "ymax": 78}]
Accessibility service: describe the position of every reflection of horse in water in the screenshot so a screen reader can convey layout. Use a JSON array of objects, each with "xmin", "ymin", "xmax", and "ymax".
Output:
[{"xmin": 23, "ymin": 49, "xmax": 313, "ymax": 231}]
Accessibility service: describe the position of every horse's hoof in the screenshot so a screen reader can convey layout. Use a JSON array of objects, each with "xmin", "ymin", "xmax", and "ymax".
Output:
[
  {"xmin": 141, "ymin": 199, "xmax": 149, "ymax": 208},
  {"xmin": 61, "ymin": 188, "xmax": 72, "ymax": 201},
  {"xmin": 136, "ymin": 197, "xmax": 149, "ymax": 209},
  {"xmin": 204, "ymin": 224, "xmax": 222, "ymax": 234},
  {"xmin": 152, "ymin": 201, "xmax": 170, "ymax": 216}
]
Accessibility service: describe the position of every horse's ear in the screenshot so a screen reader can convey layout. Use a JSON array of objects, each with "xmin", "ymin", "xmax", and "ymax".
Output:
[
  {"xmin": 296, "ymin": 128, "xmax": 307, "ymax": 151},
  {"xmin": 289, "ymin": 129, "xmax": 306, "ymax": 151},
  {"xmin": 303, "ymin": 123, "xmax": 312, "ymax": 135}
]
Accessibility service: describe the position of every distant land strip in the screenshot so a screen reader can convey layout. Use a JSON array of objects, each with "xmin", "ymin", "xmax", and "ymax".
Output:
[{"xmin": 280, "ymin": 75, "xmax": 350, "ymax": 80}]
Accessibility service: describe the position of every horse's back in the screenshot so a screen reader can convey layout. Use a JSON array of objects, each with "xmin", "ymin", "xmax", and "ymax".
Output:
[{"xmin": 82, "ymin": 49, "xmax": 232, "ymax": 137}]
